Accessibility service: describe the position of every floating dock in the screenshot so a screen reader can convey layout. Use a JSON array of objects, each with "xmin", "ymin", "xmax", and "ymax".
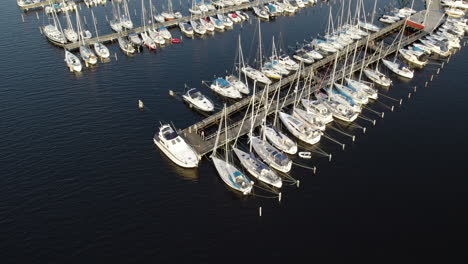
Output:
[{"xmin": 179, "ymin": 2, "xmax": 445, "ymax": 158}]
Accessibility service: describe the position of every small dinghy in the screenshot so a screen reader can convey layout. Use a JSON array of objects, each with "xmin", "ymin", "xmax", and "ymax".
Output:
[{"xmin": 298, "ymin": 152, "xmax": 312, "ymax": 159}]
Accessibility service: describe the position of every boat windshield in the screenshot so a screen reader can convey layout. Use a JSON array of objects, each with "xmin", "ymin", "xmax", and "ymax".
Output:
[
  {"xmin": 162, "ymin": 127, "xmax": 178, "ymax": 140},
  {"xmin": 189, "ymin": 89, "xmax": 203, "ymax": 99},
  {"xmin": 215, "ymin": 78, "xmax": 230, "ymax": 88}
]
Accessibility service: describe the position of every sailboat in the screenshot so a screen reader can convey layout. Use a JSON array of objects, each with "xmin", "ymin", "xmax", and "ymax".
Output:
[
  {"xmin": 191, "ymin": 19, "xmax": 207, "ymax": 35},
  {"xmin": 118, "ymin": 37, "xmax": 136, "ymax": 54},
  {"xmin": 76, "ymin": 9, "xmax": 97, "ymax": 66},
  {"xmin": 161, "ymin": 0, "xmax": 181, "ymax": 21},
  {"xmin": 363, "ymin": 42, "xmax": 392, "ymax": 87},
  {"xmin": 110, "ymin": 0, "xmax": 123, "ymax": 32},
  {"xmin": 141, "ymin": 0, "xmax": 157, "ymax": 50},
  {"xmin": 148, "ymin": 1, "xmax": 165, "ymax": 45},
  {"xmin": 91, "ymin": 10, "xmax": 110, "ymax": 59},
  {"xmin": 210, "ymin": 78, "xmax": 242, "ymax": 99},
  {"xmin": 64, "ymin": 50, "xmax": 82, "ymax": 72},
  {"xmin": 209, "ymin": 16, "xmax": 225, "ymax": 30},
  {"xmin": 121, "ymin": 0, "xmax": 133, "ymax": 30},
  {"xmin": 233, "ymin": 87, "xmax": 282, "ymax": 188},
  {"xmin": 199, "ymin": 18, "xmax": 215, "ymax": 32},
  {"xmin": 153, "ymin": 124, "xmax": 199, "ymax": 168},
  {"xmin": 211, "ymin": 105, "xmax": 253, "ymax": 195},
  {"xmin": 225, "ymin": 36, "xmax": 249, "ymax": 95},
  {"xmin": 253, "ymin": 6, "xmax": 270, "ymax": 20},
  {"xmin": 63, "ymin": 9, "xmax": 78, "ymax": 42},
  {"xmin": 43, "ymin": 8, "xmax": 67, "ymax": 44}
]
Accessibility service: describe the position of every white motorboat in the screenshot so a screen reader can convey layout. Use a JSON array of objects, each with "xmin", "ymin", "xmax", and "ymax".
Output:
[
  {"xmin": 179, "ymin": 22, "xmax": 194, "ymax": 36},
  {"xmin": 262, "ymin": 125, "xmax": 298, "ymax": 154},
  {"xmin": 154, "ymin": 124, "xmax": 199, "ymax": 168},
  {"xmin": 412, "ymin": 43, "xmax": 432, "ymax": 55},
  {"xmin": 300, "ymin": 99, "xmax": 334, "ymax": 124},
  {"xmin": 191, "ymin": 20, "xmax": 207, "ymax": 35},
  {"xmin": 345, "ymin": 78, "xmax": 378, "ymax": 100},
  {"xmin": 358, "ymin": 21, "xmax": 381, "ymax": 32},
  {"xmin": 250, "ymin": 136, "xmax": 292, "ymax": 173},
  {"xmin": 158, "ymin": 27, "xmax": 172, "ymax": 39},
  {"xmin": 64, "ymin": 50, "xmax": 82, "ymax": 72},
  {"xmin": 228, "ymin": 12, "xmax": 242, "ymax": 23},
  {"xmin": 293, "ymin": 108, "xmax": 326, "ymax": 131},
  {"xmin": 118, "ymin": 37, "xmax": 135, "ymax": 54},
  {"xmin": 279, "ymin": 112, "xmax": 322, "ymax": 145},
  {"xmin": 363, "ymin": 68, "xmax": 392, "ymax": 87},
  {"xmin": 128, "ymin": 33, "xmax": 143, "ymax": 47},
  {"xmin": 277, "ymin": 54, "xmax": 300, "ymax": 71},
  {"xmin": 382, "ymin": 59, "xmax": 414, "ymax": 79},
  {"xmin": 200, "ymin": 18, "xmax": 215, "ymax": 32},
  {"xmin": 182, "ymin": 88, "xmax": 215, "ymax": 112},
  {"xmin": 253, "ymin": 6, "xmax": 270, "ymax": 20},
  {"xmin": 210, "ymin": 78, "xmax": 242, "ymax": 99},
  {"xmin": 399, "ymin": 48, "xmax": 428, "ymax": 67},
  {"xmin": 233, "ymin": 148, "xmax": 282, "ymax": 188},
  {"xmin": 217, "ymin": 13, "xmax": 233, "ymax": 28},
  {"xmin": 209, "ymin": 16, "xmax": 225, "ymax": 30},
  {"xmin": 242, "ymin": 66, "xmax": 272, "ymax": 84},
  {"xmin": 225, "ymin": 75, "xmax": 249, "ymax": 94}
]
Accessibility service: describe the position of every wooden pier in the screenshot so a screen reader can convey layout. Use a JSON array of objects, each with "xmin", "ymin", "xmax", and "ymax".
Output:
[
  {"xmin": 179, "ymin": 3, "xmax": 445, "ymax": 158},
  {"xmin": 18, "ymin": 0, "xmax": 84, "ymax": 11}
]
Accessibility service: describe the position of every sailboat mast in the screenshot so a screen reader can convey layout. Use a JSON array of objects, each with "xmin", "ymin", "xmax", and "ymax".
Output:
[
  {"xmin": 258, "ymin": 19, "xmax": 263, "ymax": 68},
  {"xmin": 224, "ymin": 104, "xmax": 228, "ymax": 164},
  {"xmin": 340, "ymin": 44, "xmax": 351, "ymax": 85},
  {"xmin": 329, "ymin": 53, "xmax": 339, "ymax": 101},
  {"xmin": 348, "ymin": 41, "xmax": 359, "ymax": 78},
  {"xmin": 249, "ymin": 81, "xmax": 257, "ymax": 152},
  {"xmin": 358, "ymin": 35, "xmax": 370, "ymax": 81},
  {"xmin": 370, "ymin": 0, "xmax": 378, "ymax": 25},
  {"xmin": 91, "ymin": 9, "xmax": 99, "ymax": 41}
]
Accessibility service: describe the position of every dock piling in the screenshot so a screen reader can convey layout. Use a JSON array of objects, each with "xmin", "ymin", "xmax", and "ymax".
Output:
[{"xmin": 259, "ymin": 206, "xmax": 262, "ymax": 217}]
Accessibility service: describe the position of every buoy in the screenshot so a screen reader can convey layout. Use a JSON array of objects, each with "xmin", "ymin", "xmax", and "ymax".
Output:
[
  {"xmin": 171, "ymin": 38, "xmax": 181, "ymax": 44},
  {"xmin": 138, "ymin": 100, "xmax": 144, "ymax": 110}
]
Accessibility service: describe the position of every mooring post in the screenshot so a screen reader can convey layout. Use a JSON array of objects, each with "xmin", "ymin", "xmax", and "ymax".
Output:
[
  {"xmin": 278, "ymin": 193, "xmax": 282, "ymax": 203},
  {"xmin": 259, "ymin": 206, "xmax": 262, "ymax": 217}
]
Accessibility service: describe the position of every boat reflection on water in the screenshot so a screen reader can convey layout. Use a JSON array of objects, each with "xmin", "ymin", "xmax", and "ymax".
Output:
[{"xmin": 156, "ymin": 147, "xmax": 200, "ymax": 181}]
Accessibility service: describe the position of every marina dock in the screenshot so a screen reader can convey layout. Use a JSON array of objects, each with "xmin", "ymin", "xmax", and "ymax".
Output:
[
  {"xmin": 55, "ymin": 0, "xmax": 283, "ymax": 50},
  {"xmin": 179, "ymin": 4, "xmax": 445, "ymax": 158}
]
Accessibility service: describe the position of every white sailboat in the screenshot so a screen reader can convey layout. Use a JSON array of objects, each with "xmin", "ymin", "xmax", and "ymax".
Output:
[
  {"xmin": 43, "ymin": 9, "xmax": 67, "ymax": 44},
  {"xmin": 279, "ymin": 112, "xmax": 322, "ymax": 145},
  {"xmin": 217, "ymin": 13, "xmax": 233, "ymax": 28},
  {"xmin": 153, "ymin": 124, "xmax": 199, "ymax": 168},
  {"xmin": 209, "ymin": 16, "xmax": 225, "ymax": 30},
  {"xmin": 199, "ymin": 18, "xmax": 215, "ymax": 32},
  {"xmin": 191, "ymin": 19, "xmax": 207, "ymax": 35},
  {"xmin": 211, "ymin": 106, "xmax": 253, "ymax": 195},
  {"xmin": 76, "ymin": 9, "xmax": 97, "ymax": 66},
  {"xmin": 118, "ymin": 37, "xmax": 135, "ymax": 54},
  {"xmin": 63, "ymin": 9, "xmax": 78, "ymax": 42},
  {"xmin": 91, "ymin": 10, "xmax": 110, "ymax": 59},
  {"xmin": 64, "ymin": 50, "xmax": 82, "ymax": 72},
  {"xmin": 250, "ymin": 136, "xmax": 292, "ymax": 173}
]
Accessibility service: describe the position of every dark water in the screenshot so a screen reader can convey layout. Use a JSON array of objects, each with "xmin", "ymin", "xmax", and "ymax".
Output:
[{"xmin": 1, "ymin": 0, "xmax": 467, "ymax": 262}]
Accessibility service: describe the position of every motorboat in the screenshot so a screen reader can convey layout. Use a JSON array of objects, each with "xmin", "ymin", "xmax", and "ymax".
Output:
[
  {"xmin": 179, "ymin": 22, "xmax": 194, "ymax": 36},
  {"xmin": 277, "ymin": 54, "xmax": 300, "ymax": 71},
  {"xmin": 398, "ymin": 48, "xmax": 428, "ymax": 67},
  {"xmin": 153, "ymin": 124, "xmax": 199, "ymax": 168},
  {"xmin": 182, "ymin": 88, "xmax": 215, "ymax": 112},
  {"xmin": 159, "ymin": 27, "xmax": 172, "ymax": 39},
  {"xmin": 118, "ymin": 37, "xmax": 135, "ymax": 54},
  {"xmin": 210, "ymin": 77, "xmax": 242, "ymax": 99},
  {"xmin": 210, "ymin": 16, "xmax": 225, "ymax": 30},
  {"xmin": 191, "ymin": 20, "xmax": 207, "ymax": 35},
  {"xmin": 217, "ymin": 13, "xmax": 233, "ymax": 28},
  {"xmin": 200, "ymin": 18, "xmax": 215, "ymax": 32}
]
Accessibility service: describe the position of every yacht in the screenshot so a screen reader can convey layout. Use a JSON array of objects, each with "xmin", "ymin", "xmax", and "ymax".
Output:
[
  {"xmin": 179, "ymin": 22, "xmax": 194, "ymax": 36},
  {"xmin": 43, "ymin": 24, "xmax": 67, "ymax": 44},
  {"xmin": 301, "ymin": 99, "xmax": 334, "ymax": 124},
  {"xmin": 250, "ymin": 136, "xmax": 292, "ymax": 173},
  {"xmin": 210, "ymin": 78, "xmax": 242, "ymax": 99},
  {"xmin": 233, "ymin": 148, "xmax": 282, "ymax": 188},
  {"xmin": 382, "ymin": 59, "xmax": 414, "ymax": 79},
  {"xmin": 182, "ymin": 88, "xmax": 215, "ymax": 112},
  {"xmin": 153, "ymin": 124, "xmax": 199, "ymax": 168},
  {"xmin": 363, "ymin": 68, "xmax": 392, "ymax": 87}
]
